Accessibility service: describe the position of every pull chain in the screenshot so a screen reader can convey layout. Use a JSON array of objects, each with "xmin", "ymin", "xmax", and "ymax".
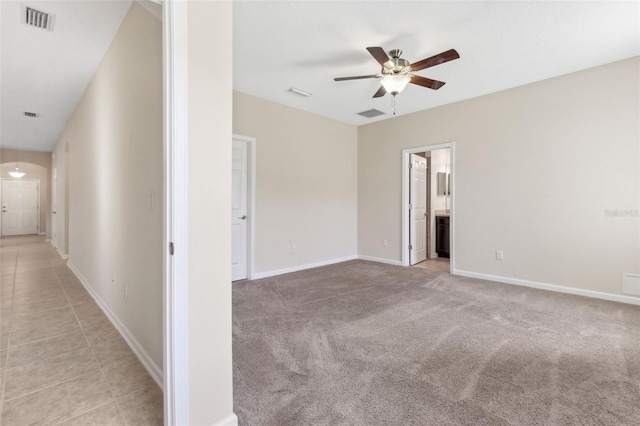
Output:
[{"xmin": 392, "ymin": 94, "xmax": 396, "ymax": 115}]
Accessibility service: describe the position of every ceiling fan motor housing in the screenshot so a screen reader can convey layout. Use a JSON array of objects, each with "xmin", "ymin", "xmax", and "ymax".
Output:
[{"xmin": 384, "ymin": 49, "xmax": 410, "ymax": 74}]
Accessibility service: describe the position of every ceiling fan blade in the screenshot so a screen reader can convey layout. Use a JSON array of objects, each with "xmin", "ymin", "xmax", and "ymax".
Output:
[
  {"xmin": 372, "ymin": 85, "xmax": 386, "ymax": 98},
  {"xmin": 410, "ymin": 75, "xmax": 446, "ymax": 90},
  {"xmin": 334, "ymin": 74, "xmax": 380, "ymax": 81},
  {"xmin": 366, "ymin": 47, "xmax": 390, "ymax": 66},
  {"xmin": 410, "ymin": 49, "xmax": 460, "ymax": 72}
]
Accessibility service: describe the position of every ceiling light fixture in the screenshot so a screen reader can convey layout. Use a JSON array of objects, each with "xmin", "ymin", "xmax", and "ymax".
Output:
[
  {"xmin": 9, "ymin": 164, "xmax": 25, "ymax": 178},
  {"xmin": 380, "ymin": 74, "xmax": 411, "ymax": 116},
  {"xmin": 288, "ymin": 87, "xmax": 312, "ymax": 97},
  {"xmin": 380, "ymin": 74, "xmax": 411, "ymax": 96}
]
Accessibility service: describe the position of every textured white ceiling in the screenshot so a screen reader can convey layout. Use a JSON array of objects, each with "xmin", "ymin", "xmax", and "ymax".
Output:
[
  {"xmin": 0, "ymin": 0, "xmax": 132, "ymax": 152},
  {"xmin": 234, "ymin": 1, "xmax": 640, "ymax": 126},
  {"xmin": 2, "ymin": 1, "xmax": 638, "ymax": 153}
]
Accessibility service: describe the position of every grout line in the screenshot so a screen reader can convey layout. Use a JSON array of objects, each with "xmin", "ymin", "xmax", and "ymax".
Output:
[
  {"xmin": 0, "ymin": 241, "xmax": 20, "ymax": 425},
  {"xmin": 51, "ymin": 255, "xmax": 130, "ymax": 425},
  {"xmin": 48, "ymin": 400, "xmax": 116, "ymax": 426},
  {"xmin": 2, "ymin": 369, "xmax": 103, "ymax": 403}
]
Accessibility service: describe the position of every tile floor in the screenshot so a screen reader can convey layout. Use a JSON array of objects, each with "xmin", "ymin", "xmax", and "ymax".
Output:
[
  {"xmin": 412, "ymin": 257, "xmax": 450, "ymax": 272},
  {"xmin": 0, "ymin": 235, "xmax": 163, "ymax": 425}
]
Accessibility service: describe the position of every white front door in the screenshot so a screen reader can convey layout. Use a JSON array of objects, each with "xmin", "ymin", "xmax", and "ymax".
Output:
[
  {"xmin": 1, "ymin": 179, "xmax": 40, "ymax": 236},
  {"xmin": 231, "ymin": 139, "xmax": 248, "ymax": 281},
  {"xmin": 409, "ymin": 154, "xmax": 427, "ymax": 265}
]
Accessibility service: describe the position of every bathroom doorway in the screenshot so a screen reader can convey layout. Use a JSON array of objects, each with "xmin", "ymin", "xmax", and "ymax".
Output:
[{"xmin": 401, "ymin": 143, "xmax": 454, "ymax": 273}]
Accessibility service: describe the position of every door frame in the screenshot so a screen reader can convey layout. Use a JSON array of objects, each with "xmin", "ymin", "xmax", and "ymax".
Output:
[
  {"xmin": 232, "ymin": 134, "xmax": 257, "ymax": 280},
  {"xmin": 1, "ymin": 178, "xmax": 41, "ymax": 237},
  {"xmin": 401, "ymin": 143, "xmax": 455, "ymax": 270},
  {"xmin": 163, "ymin": 0, "xmax": 188, "ymax": 424}
]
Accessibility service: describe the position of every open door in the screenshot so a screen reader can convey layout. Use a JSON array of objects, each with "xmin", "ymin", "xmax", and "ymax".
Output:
[
  {"xmin": 409, "ymin": 154, "xmax": 427, "ymax": 265},
  {"xmin": 231, "ymin": 138, "xmax": 248, "ymax": 281}
]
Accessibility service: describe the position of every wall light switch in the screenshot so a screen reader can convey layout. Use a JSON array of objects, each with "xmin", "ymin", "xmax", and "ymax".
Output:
[
  {"xmin": 382, "ymin": 239, "xmax": 388, "ymax": 247},
  {"xmin": 496, "ymin": 250, "xmax": 504, "ymax": 260}
]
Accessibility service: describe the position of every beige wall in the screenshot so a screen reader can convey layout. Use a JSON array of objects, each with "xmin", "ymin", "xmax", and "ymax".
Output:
[
  {"xmin": 233, "ymin": 91, "xmax": 358, "ymax": 275},
  {"xmin": 52, "ymin": 2, "xmax": 163, "ymax": 372},
  {"xmin": 358, "ymin": 57, "xmax": 639, "ymax": 298},
  {"xmin": 51, "ymin": 142, "xmax": 69, "ymax": 255},
  {"xmin": 187, "ymin": 2, "xmax": 234, "ymax": 424},
  {"xmin": 0, "ymin": 149, "xmax": 51, "ymax": 236}
]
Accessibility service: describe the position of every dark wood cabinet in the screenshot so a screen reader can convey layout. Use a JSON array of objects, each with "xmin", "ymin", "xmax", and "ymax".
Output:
[{"xmin": 436, "ymin": 216, "xmax": 450, "ymax": 258}]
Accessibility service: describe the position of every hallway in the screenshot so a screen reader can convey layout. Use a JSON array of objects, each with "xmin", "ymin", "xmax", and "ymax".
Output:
[{"xmin": 0, "ymin": 236, "xmax": 162, "ymax": 425}]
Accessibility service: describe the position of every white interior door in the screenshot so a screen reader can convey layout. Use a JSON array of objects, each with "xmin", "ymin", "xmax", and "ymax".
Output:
[
  {"xmin": 52, "ymin": 168, "xmax": 57, "ymax": 247},
  {"xmin": 409, "ymin": 154, "xmax": 427, "ymax": 265},
  {"xmin": 231, "ymin": 140, "xmax": 248, "ymax": 281},
  {"xmin": 1, "ymin": 179, "xmax": 40, "ymax": 236}
]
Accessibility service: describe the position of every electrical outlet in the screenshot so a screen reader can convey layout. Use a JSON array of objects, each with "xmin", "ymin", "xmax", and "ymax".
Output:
[
  {"xmin": 496, "ymin": 250, "xmax": 504, "ymax": 260},
  {"xmin": 292, "ymin": 244, "xmax": 296, "ymax": 252},
  {"xmin": 623, "ymin": 273, "xmax": 640, "ymax": 296},
  {"xmin": 382, "ymin": 239, "xmax": 388, "ymax": 247}
]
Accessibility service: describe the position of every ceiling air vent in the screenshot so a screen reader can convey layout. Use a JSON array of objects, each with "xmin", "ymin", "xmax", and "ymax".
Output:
[
  {"xmin": 24, "ymin": 111, "xmax": 39, "ymax": 118},
  {"xmin": 357, "ymin": 109, "xmax": 386, "ymax": 119},
  {"xmin": 22, "ymin": 5, "xmax": 55, "ymax": 31}
]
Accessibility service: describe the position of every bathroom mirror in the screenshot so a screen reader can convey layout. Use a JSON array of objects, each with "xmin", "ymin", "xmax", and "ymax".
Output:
[{"xmin": 437, "ymin": 172, "xmax": 450, "ymax": 196}]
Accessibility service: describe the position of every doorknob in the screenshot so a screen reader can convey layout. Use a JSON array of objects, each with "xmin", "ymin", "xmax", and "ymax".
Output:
[{"xmin": 240, "ymin": 215, "xmax": 247, "ymax": 220}]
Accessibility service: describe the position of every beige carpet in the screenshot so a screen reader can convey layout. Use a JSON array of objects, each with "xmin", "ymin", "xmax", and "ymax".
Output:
[{"xmin": 232, "ymin": 260, "xmax": 640, "ymax": 425}]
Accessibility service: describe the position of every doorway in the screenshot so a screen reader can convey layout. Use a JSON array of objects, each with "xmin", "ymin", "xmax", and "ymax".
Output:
[
  {"xmin": 52, "ymin": 168, "xmax": 57, "ymax": 247},
  {"xmin": 231, "ymin": 135, "xmax": 256, "ymax": 281},
  {"xmin": 1, "ymin": 179, "xmax": 40, "ymax": 236},
  {"xmin": 401, "ymin": 143, "xmax": 454, "ymax": 272}
]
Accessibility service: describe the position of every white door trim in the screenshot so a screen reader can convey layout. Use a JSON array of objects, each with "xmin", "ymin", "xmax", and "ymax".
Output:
[
  {"xmin": 232, "ymin": 134, "xmax": 256, "ymax": 280},
  {"xmin": 401, "ymin": 143, "xmax": 455, "ymax": 271},
  {"xmin": 163, "ymin": 0, "xmax": 189, "ymax": 425}
]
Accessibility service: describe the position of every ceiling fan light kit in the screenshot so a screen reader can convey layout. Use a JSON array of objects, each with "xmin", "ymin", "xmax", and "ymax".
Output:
[
  {"xmin": 334, "ymin": 46, "xmax": 460, "ymax": 115},
  {"xmin": 380, "ymin": 74, "xmax": 411, "ymax": 95}
]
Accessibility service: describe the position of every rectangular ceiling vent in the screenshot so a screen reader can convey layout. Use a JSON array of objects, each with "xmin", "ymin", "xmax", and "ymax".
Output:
[
  {"xmin": 22, "ymin": 5, "xmax": 55, "ymax": 31},
  {"xmin": 357, "ymin": 109, "xmax": 386, "ymax": 119},
  {"xmin": 24, "ymin": 111, "xmax": 39, "ymax": 118}
]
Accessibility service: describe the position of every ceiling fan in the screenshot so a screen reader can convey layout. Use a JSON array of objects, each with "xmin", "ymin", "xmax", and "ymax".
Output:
[{"xmin": 334, "ymin": 47, "xmax": 460, "ymax": 101}]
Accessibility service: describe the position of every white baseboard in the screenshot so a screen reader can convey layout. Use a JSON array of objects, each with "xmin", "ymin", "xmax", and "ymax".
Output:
[
  {"xmin": 211, "ymin": 413, "xmax": 238, "ymax": 426},
  {"xmin": 57, "ymin": 247, "xmax": 68, "ymax": 259},
  {"xmin": 357, "ymin": 255, "xmax": 403, "ymax": 266},
  {"xmin": 252, "ymin": 255, "xmax": 358, "ymax": 280},
  {"xmin": 453, "ymin": 269, "xmax": 640, "ymax": 306},
  {"xmin": 48, "ymin": 240, "xmax": 68, "ymax": 259},
  {"xmin": 66, "ymin": 261, "xmax": 164, "ymax": 386}
]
